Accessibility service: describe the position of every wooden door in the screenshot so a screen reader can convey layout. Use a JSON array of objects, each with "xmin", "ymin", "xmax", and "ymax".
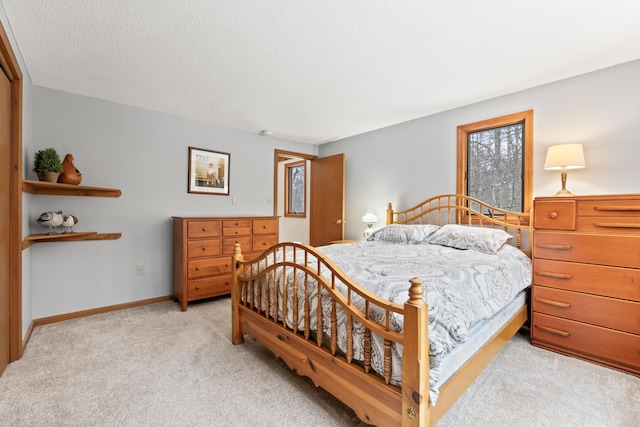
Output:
[
  {"xmin": 309, "ymin": 154, "xmax": 345, "ymax": 246},
  {"xmin": 0, "ymin": 66, "xmax": 11, "ymax": 375}
]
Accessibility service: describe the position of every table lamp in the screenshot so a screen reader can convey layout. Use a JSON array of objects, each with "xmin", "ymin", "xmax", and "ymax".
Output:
[
  {"xmin": 361, "ymin": 206, "xmax": 378, "ymax": 239},
  {"xmin": 544, "ymin": 143, "xmax": 585, "ymax": 196}
]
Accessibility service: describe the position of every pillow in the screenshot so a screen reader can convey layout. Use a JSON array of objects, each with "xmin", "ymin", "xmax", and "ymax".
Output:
[
  {"xmin": 367, "ymin": 224, "xmax": 440, "ymax": 244},
  {"xmin": 426, "ymin": 224, "xmax": 513, "ymax": 254}
]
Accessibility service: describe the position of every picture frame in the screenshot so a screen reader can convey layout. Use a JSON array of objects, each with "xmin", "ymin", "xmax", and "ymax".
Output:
[{"xmin": 188, "ymin": 147, "xmax": 230, "ymax": 195}]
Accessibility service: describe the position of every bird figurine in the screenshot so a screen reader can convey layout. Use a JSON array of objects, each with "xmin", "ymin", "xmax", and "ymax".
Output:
[
  {"xmin": 62, "ymin": 214, "xmax": 79, "ymax": 233},
  {"xmin": 36, "ymin": 211, "xmax": 64, "ymax": 234}
]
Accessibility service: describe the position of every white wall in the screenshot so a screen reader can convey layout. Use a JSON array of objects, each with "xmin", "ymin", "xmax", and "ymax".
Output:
[
  {"xmin": 320, "ymin": 60, "xmax": 640, "ymax": 240},
  {"xmin": 29, "ymin": 87, "xmax": 314, "ymax": 318}
]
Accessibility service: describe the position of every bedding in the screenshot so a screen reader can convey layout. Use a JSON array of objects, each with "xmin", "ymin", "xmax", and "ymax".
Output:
[
  {"xmin": 426, "ymin": 223, "xmax": 513, "ymax": 254},
  {"xmin": 247, "ymin": 238, "xmax": 532, "ymax": 404},
  {"xmin": 366, "ymin": 224, "xmax": 441, "ymax": 244}
]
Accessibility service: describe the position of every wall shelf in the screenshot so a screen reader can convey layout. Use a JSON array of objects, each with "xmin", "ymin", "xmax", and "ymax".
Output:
[
  {"xmin": 22, "ymin": 180, "xmax": 122, "ymax": 197},
  {"xmin": 22, "ymin": 179, "xmax": 122, "ymax": 249},
  {"xmin": 22, "ymin": 232, "xmax": 122, "ymax": 249}
]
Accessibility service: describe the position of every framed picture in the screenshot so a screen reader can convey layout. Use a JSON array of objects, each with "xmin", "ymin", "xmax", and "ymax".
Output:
[{"xmin": 188, "ymin": 147, "xmax": 230, "ymax": 195}]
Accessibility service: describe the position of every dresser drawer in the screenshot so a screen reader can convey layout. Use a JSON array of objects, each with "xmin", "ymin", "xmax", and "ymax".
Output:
[
  {"xmin": 534, "ymin": 200, "xmax": 576, "ymax": 230},
  {"xmin": 533, "ymin": 259, "xmax": 640, "ymax": 302},
  {"xmin": 576, "ymin": 216, "xmax": 640, "ymax": 233},
  {"xmin": 533, "ymin": 231, "xmax": 640, "ymax": 268},
  {"xmin": 578, "ymin": 199, "xmax": 640, "ymax": 217},
  {"xmin": 532, "ymin": 312, "xmax": 640, "ymax": 370},
  {"xmin": 253, "ymin": 235, "xmax": 278, "ymax": 252},
  {"xmin": 187, "ymin": 239, "xmax": 221, "ymax": 259},
  {"xmin": 533, "ymin": 286, "xmax": 640, "ymax": 334},
  {"xmin": 187, "ymin": 257, "xmax": 233, "ymax": 278},
  {"xmin": 188, "ymin": 275, "xmax": 232, "ymax": 298},
  {"xmin": 222, "ymin": 236, "xmax": 252, "ymax": 255},
  {"xmin": 187, "ymin": 220, "xmax": 221, "ymax": 238},
  {"xmin": 253, "ymin": 219, "xmax": 278, "ymax": 235},
  {"xmin": 222, "ymin": 225, "xmax": 252, "ymax": 237}
]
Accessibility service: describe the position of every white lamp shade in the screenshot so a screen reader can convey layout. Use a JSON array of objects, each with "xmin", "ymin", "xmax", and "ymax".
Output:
[
  {"xmin": 361, "ymin": 212, "xmax": 378, "ymax": 223},
  {"xmin": 544, "ymin": 144, "xmax": 585, "ymax": 170},
  {"xmin": 361, "ymin": 206, "xmax": 378, "ymax": 224}
]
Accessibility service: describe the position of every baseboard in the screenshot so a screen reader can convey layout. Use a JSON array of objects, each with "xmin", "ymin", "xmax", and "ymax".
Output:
[
  {"xmin": 31, "ymin": 295, "xmax": 174, "ymax": 328},
  {"xmin": 21, "ymin": 321, "xmax": 35, "ymax": 354}
]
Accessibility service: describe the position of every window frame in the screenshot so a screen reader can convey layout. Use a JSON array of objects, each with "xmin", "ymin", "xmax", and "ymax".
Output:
[
  {"xmin": 284, "ymin": 160, "xmax": 306, "ymax": 218},
  {"xmin": 456, "ymin": 110, "xmax": 533, "ymax": 219}
]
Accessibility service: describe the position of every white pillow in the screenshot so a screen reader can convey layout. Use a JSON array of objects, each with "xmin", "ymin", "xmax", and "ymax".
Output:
[
  {"xmin": 426, "ymin": 224, "xmax": 512, "ymax": 254},
  {"xmin": 367, "ymin": 224, "xmax": 440, "ymax": 244}
]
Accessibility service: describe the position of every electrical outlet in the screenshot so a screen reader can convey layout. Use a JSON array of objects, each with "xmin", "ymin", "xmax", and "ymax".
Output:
[{"xmin": 136, "ymin": 264, "xmax": 144, "ymax": 276}]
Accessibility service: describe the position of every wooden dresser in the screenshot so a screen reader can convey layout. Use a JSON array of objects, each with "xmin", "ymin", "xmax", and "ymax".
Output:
[
  {"xmin": 173, "ymin": 216, "xmax": 279, "ymax": 311},
  {"xmin": 531, "ymin": 194, "xmax": 640, "ymax": 375}
]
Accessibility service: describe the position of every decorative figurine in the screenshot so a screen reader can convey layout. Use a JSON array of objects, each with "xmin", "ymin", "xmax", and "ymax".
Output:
[
  {"xmin": 58, "ymin": 153, "xmax": 82, "ymax": 185},
  {"xmin": 62, "ymin": 214, "xmax": 79, "ymax": 233},
  {"xmin": 36, "ymin": 211, "xmax": 64, "ymax": 234}
]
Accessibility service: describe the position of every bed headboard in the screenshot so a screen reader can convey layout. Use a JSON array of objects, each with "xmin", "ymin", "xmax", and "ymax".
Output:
[{"xmin": 386, "ymin": 194, "xmax": 532, "ymax": 256}]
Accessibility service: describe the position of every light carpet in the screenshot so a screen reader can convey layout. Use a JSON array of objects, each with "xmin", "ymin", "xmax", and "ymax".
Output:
[{"xmin": 0, "ymin": 298, "xmax": 638, "ymax": 427}]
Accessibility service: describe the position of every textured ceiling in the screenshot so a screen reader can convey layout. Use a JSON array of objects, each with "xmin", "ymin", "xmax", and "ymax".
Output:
[{"xmin": 4, "ymin": 1, "xmax": 640, "ymax": 144}]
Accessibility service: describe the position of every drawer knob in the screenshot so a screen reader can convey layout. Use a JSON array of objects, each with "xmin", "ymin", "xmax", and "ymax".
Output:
[
  {"xmin": 195, "ymin": 286, "xmax": 200, "ymax": 290},
  {"xmin": 195, "ymin": 267, "xmax": 200, "ymax": 271},
  {"xmin": 549, "ymin": 212, "xmax": 558, "ymax": 219},
  {"xmin": 263, "ymin": 225, "xmax": 267, "ymax": 229},
  {"xmin": 202, "ymin": 246, "xmax": 207, "ymax": 251},
  {"xmin": 202, "ymin": 227, "xmax": 207, "ymax": 231}
]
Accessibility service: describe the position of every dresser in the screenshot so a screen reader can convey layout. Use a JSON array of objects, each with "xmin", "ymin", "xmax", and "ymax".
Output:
[
  {"xmin": 173, "ymin": 216, "xmax": 279, "ymax": 311},
  {"xmin": 531, "ymin": 194, "xmax": 640, "ymax": 375}
]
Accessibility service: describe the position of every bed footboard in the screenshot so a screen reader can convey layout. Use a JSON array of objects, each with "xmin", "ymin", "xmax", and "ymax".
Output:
[{"xmin": 231, "ymin": 242, "xmax": 430, "ymax": 426}]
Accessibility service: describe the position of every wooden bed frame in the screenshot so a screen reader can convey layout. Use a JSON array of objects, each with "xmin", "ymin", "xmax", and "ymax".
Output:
[{"xmin": 231, "ymin": 194, "xmax": 531, "ymax": 426}]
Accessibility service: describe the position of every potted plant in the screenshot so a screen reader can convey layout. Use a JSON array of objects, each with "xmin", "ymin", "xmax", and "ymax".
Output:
[{"xmin": 33, "ymin": 148, "xmax": 64, "ymax": 182}]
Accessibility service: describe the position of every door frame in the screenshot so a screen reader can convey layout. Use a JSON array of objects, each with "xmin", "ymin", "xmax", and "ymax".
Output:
[{"xmin": 0, "ymin": 21, "xmax": 23, "ymax": 362}]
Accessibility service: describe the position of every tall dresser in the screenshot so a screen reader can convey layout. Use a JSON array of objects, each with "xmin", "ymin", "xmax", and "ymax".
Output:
[
  {"xmin": 173, "ymin": 216, "xmax": 279, "ymax": 311},
  {"xmin": 531, "ymin": 194, "xmax": 640, "ymax": 375}
]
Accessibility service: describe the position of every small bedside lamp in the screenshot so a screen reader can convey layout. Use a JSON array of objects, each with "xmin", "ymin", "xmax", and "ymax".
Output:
[
  {"xmin": 544, "ymin": 143, "xmax": 585, "ymax": 197},
  {"xmin": 361, "ymin": 206, "xmax": 378, "ymax": 239}
]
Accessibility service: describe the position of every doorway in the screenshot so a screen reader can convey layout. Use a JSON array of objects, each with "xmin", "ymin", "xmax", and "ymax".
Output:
[{"xmin": 273, "ymin": 150, "xmax": 346, "ymax": 246}]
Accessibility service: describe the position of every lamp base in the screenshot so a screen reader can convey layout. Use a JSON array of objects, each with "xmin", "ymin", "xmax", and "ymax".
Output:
[{"xmin": 552, "ymin": 188, "xmax": 575, "ymax": 197}]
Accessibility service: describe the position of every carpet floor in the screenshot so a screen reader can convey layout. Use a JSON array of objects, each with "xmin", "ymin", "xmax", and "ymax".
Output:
[{"xmin": 0, "ymin": 297, "xmax": 638, "ymax": 426}]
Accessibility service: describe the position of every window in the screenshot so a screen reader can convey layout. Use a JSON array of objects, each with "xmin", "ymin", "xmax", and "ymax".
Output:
[
  {"xmin": 285, "ymin": 160, "xmax": 306, "ymax": 217},
  {"xmin": 457, "ymin": 110, "xmax": 533, "ymax": 215}
]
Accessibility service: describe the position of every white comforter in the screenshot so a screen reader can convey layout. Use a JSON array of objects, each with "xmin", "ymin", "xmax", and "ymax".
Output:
[{"xmin": 249, "ymin": 240, "xmax": 532, "ymax": 404}]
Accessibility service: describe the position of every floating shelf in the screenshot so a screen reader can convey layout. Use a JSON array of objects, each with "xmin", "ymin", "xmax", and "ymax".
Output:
[
  {"xmin": 22, "ymin": 180, "xmax": 122, "ymax": 249},
  {"xmin": 22, "ymin": 232, "xmax": 122, "ymax": 249},
  {"xmin": 22, "ymin": 180, "xmax": 122, "ymax": 197}
]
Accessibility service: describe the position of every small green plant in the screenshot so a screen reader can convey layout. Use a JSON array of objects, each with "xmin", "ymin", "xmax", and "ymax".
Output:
[{"xmin": 33, "ymin": 148, "xmax": 63, "ymax": 173}]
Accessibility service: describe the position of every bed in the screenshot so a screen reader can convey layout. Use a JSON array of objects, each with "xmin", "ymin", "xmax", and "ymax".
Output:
[{"xmin": 231, "ymin": 194, "xmax": 532, "ymax": 426}]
